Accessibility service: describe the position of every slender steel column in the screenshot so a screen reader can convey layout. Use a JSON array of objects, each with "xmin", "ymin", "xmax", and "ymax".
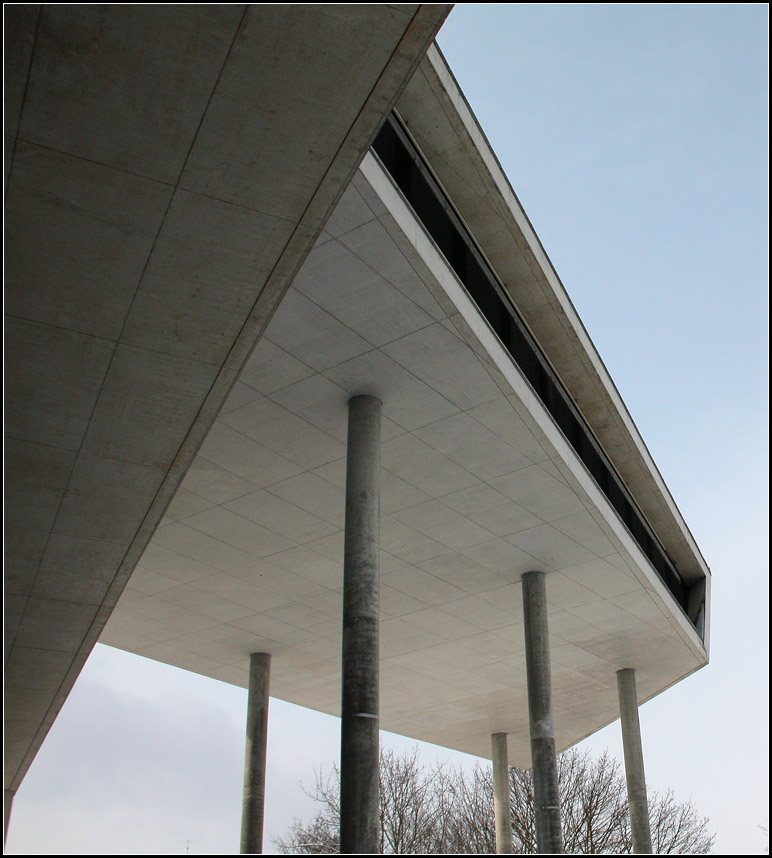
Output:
[
  {"xmin": 522, "ymin": 570, "xmax": 563, "ymax": 854},
  {"xmin": 617, "ymin": 668, "xmax": 653, "ymax": 854},
  {"xmin": 240, "ymin": 652, "xmax": 271, "ymax": 854},
  {"xmin": 340, "ymin": 395, "xmax": 381, "ymax": 854},
  {"xmin": 491, "ymin": 732, "xmax": 514, "ymax": 853}
]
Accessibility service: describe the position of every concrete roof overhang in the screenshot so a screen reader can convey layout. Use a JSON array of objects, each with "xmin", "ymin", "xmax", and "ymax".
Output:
[
  {"xmin": 4, "ymin": 5, "xmax": 711, "ymax": 796},
  {"xmin": 99, "ymin": 51, "xmax": 710, "ymax": 763},
  {"xmin": 4, "ymin": 4, "xmax": 452, "ymax": 795},
  {"xmin": 398, "ymin": 48, "xmax": 711, "ymax": 592}
]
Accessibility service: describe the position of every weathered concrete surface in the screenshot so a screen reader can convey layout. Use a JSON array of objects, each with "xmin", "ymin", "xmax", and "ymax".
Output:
[
  {"xmin": 340, "ymin": 396, "xmax": 382, "ymax": 854},
  {"xmin": 522, "ymin": 572, "xmax": 563, "ymax": 854},
  {"xmin": 100, "ymin": 151, "xmax": 709, "ymax": 767},
  {"xmin": 397, "ymin": 45, "xmax": 712, "ymax": 599},
  {"xmin": 6, "ymin": 7, "xmax": 712, "ymax": 831},
  {"xmin": 241, "ymin": 652, "xmax": 271, "ymax": 854},
  {"xmin": 3, "ymin": 3, "xmax": 452, "ymax": 798},
  {"xmin": 617, "ymin": 669, "xmax": 653, "ymax": 853},
  {"xmin": 492, "ymin": 732, "xmax": 514, "ymax": 854}
]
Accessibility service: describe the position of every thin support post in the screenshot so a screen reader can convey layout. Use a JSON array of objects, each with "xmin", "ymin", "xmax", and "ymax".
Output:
[
  {"xmin": 491, "ymin": 732, "xmax": 513, "ymax": 854},
  {"xmin": 240, "ymin": 652, "xmax": 271, "ymax": 854},
  {"xmin": 522, "ymin": 570, "xmax": 563, "ymax": 854},
  {"xmin": 340, "ymin": 395, "xmax": 381, "ymax": 854},
  {"xmin": 617, "ymin": 668, "xmax": 653, "ymax": 854}
]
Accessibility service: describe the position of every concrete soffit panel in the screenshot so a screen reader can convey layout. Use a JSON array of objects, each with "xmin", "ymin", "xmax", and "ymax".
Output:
[
  {"xmin": 3, "ymin": 3, "xmax": 452, "ymax": 794},
  {"xmin": 396, "ymin": 45, "xmax": 710, "ymax": 589},
  {"xmin": 358, "ymin": 152, "xmax": 706, "ymax": 661},
  {"xmin": 98, "ymin": 149, "xmax": 708, "ymax": 766}
]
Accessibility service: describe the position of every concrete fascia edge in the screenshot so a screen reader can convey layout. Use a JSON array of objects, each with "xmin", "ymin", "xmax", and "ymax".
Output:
[
  {"xmin": 421, "ymin": 43, "xmax": 710, "ymax": 584},
  {"xmin": 360, "ymin": 150, "xmax": 709, "ymax": 662}
]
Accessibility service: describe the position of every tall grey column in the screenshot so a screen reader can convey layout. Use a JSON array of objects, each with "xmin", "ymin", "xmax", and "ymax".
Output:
[
  {"xmin": 491, "ymin": 732, "xmax": 514, "ymax": 854},
  {"xmin": 617, "ymin": 668, "xmax": 652, "ymax": 854},
  {"xmin": 340, "ymin": 395, "xmax": 381, "ymax": 854},
  {"xmin": 522, "ymin": 570, "xmax": 563, "ymax": 854},
  {"xmin": 240, "ymin": 652, "xmax": 271, "ymax": 854}
]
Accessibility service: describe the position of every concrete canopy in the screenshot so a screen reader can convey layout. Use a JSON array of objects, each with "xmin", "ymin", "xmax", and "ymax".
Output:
[
  {"xmin": 4, "ymin": 3, "xmax": 452, "ymax": 796},
  {"xmin": 5, "ymin": 3, "xmax": 711, "ymax": 808},
  {"xmin": 101, "ymin": 46, "xmax": 710, "ymax": 764}
]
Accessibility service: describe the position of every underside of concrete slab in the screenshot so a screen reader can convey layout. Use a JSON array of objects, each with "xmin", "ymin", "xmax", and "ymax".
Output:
[
  {"xmin": 5, "ymin": 5, "xmax": 709, "ymax": 817},
  {"xmin": 3, "ymin": 2, "xmax": 452, "ymax": 796},
  {"xmin": 97, "ymin": 131, "xmax": 709, "ymax": 762}
]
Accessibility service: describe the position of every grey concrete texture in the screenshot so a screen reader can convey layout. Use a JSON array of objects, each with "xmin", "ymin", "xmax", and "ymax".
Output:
[
  {"xmin": 4, "ymin": 789, "xmax": 14, "ymax": 846},
  {"xmin": 399, "ymin": 46, "xmax": 711, "ymax": 592},
  {"xmin": 617, "ymin": 669, "xmax": 653, "ymax": 854},
  {"xmin": 241, "ymin": 653, "xmax": 271, "ymax": 855},
  {"xmin": 340, "ymin": 397, "xmax": 382, "ymax": 854},
  {"xmin": 492, "ymin": 732, "xmax": 514, "ymax": 854},
  {"xmin": 5, "ymin": 3, "xmax": 713, "ymax": 827},
  {"xmin": 522, "ymin": 572, "xmax": 563, "ymax": 854},
  {"xmin": 98, "ymin": 152, "xmax": 708, "ymax": 767},
  {"xmin": 3, "ymin": 3, "xmax": 452, "ymax": 795}
]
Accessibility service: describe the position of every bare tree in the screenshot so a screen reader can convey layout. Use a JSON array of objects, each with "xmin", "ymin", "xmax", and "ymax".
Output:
[
  {"xmin": 273, "ymin": 749, "xmax": 446, "ymax": 855},
  {"xmin": 555, "ymin": 749, "xmax": 630, "ymax": 854},
  {"xmin": 443, "ymin": 752, "xmax": 630, "ymax": 853},
  {"xmin": 274, "ymin": 746, "xmax": 714, "ymax": 854},
  {"xmin": 379, "ymin": 747, "xmax": 446, "ymax": 853},
  {"xmin": 649, "ymin": 789, "xmax": 715, "ymax": 854},
  {"xmin": 441, "ymin": 760, "xmax": 496, "ymax": 854},
  {"xmin": 275, "ymin": 768, "xmax": 340, "ymax": 854}
]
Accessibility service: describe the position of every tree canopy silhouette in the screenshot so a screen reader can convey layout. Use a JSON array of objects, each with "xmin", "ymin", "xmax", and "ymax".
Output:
[{"xmin": 274, "ymin": 746, "xmax": 714, "ymax": 854}]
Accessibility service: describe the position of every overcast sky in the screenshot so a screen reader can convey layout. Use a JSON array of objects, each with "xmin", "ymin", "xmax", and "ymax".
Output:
[{"xmin": 6, "ymin": 5, "xmax": 768, "ymax": 855}]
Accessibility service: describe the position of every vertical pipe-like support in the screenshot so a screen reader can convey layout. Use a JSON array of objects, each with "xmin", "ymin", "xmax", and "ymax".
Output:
[
  {"xmin": 240, "ymin": 652, "xmax": 271, "ymax": 854},
  {"xmin": 617, "ymin": 668, "xmax": 653, "ymax": 854},
  {"xmin": 522, "ymin": 570, "xmax": 563, "ymax": 854},
  {"xmin": 491, "ymin": 732, "xmax": 514, "ymax": 854},
  {"xmin": 340, "ymin": 395, "xmax": 381, "ymax": 854}
]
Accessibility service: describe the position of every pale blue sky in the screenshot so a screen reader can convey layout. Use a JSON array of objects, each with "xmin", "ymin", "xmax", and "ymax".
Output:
[{"xmin": 7, "ymin": 5, "xmax": 768, "ymax": 854}]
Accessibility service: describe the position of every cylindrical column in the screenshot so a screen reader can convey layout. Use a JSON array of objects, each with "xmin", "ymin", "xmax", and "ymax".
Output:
[
  {"xmin": 617, "ymin": 668, "xmax": 653, "ymax": 854},
  {"xmin": 491, "ymin": 732, "xmax": 514, "ymax": 854},
  {"xmin": 240, "ymin": 652, "xmax": 271, "ymax": 854},
  {"xmin": 340, "ymin": 395, "xmax": 381, "ymax": 854},
  {"xmin": 522, "ymin": 570, "xmax": 563, "ymax": 854}
]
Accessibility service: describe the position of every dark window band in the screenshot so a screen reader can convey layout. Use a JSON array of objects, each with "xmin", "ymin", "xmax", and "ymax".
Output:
[{"xmin": 372, "ymin": 113, "xmax": 691, "ymax": 617}]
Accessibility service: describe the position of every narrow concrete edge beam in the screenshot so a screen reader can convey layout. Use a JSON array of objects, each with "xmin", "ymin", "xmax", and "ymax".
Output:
[
  {"xmin": 617, "ymin": 668, "xmax": 653, "ymax": 854},
  {"xmin": 522, "ymin": 570, "xmax": 563, "ymax": 854},
  {"xmin": 4, "ymin": 789, "xmax": 15, "ymax": 846},
  {"xmin": 340, "ymin": 395, "xmax": 382, "ymax": 854},
  {"xmin": 240, "ymin": 652, "xmax": 271, "ymax": 854},
  {"xmin": 491, "ymin": 732, "xmax": 514, "ymax": 854}
]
